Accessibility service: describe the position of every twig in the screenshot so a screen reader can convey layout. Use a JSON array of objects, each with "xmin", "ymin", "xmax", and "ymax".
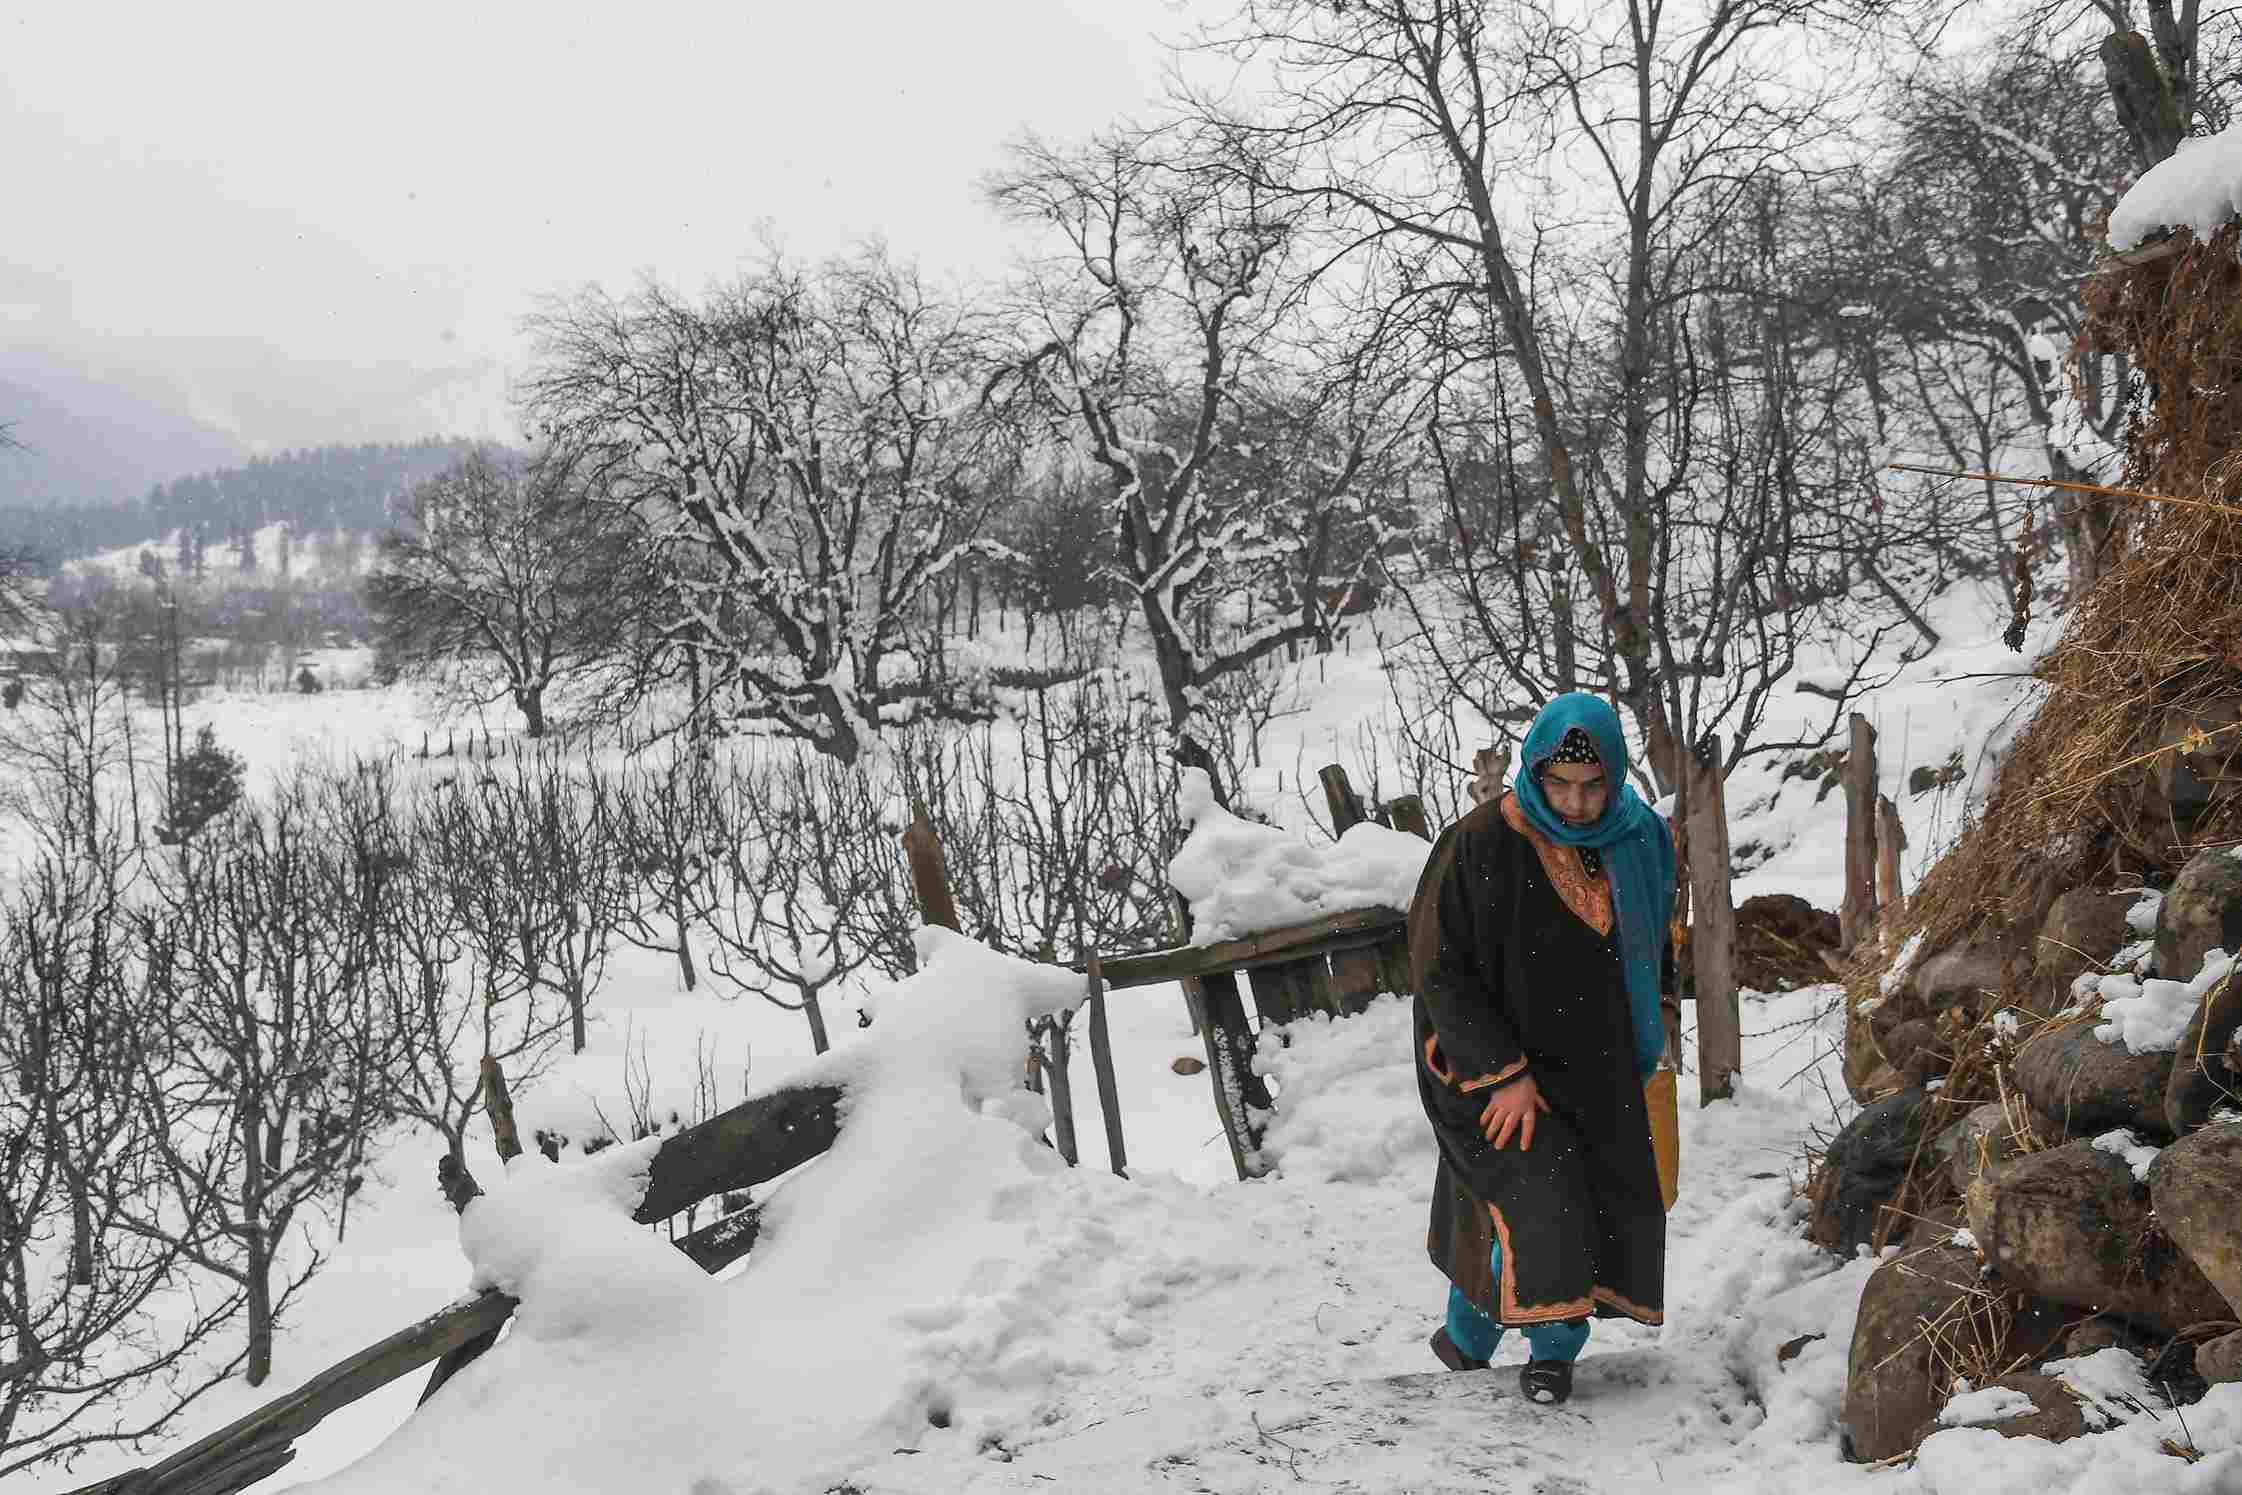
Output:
[{"xmin": 1887, "ymin": 463, "xmax": 2238, "ymax": 514}]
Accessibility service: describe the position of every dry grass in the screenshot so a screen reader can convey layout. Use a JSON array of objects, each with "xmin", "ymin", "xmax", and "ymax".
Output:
[{"xmin": 1849, "ymin": 219, "xmax": 2242, "ymax": 1035}]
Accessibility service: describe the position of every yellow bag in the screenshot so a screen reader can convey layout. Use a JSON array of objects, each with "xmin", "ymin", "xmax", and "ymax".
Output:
[{"xmin": 1645, "ymin": 1067, "xmax": 1680, "ymax": 1212}]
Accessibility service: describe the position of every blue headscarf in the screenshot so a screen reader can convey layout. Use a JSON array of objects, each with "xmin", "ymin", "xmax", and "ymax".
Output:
[{"xmin": 1512, "ymin": 693, "xmax": 1676, "ymax": 1079}]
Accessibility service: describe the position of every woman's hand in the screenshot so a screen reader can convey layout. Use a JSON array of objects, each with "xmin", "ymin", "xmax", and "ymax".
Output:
[{"xmin": 1479, "ymin": 1073, "xmax": 1551, "ymax": 1150}]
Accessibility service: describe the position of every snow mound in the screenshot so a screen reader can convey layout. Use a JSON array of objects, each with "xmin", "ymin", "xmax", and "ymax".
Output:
[
  {"xmin": 1257, "ymin": 996, "xmax": 1430, "ymax": 1184},
  {"xmin": 302, "ymin": 927, "xmax": 1092, "ymax": 1495},
  {"xmin": 1167, "ymin": 767, "xmax": 1431, "ymax": 943},
  {"xmin": 2094, "ymin": 948, "xmax": 2233, "ymax": 1053},
  {"xmin": 2090, "ymin": 1129, "xmax": 2161, "ymax": 1183},
  {"xmin": 1938, "ymin": 1383, "xmax": 2037, "ymax": 1427},
  {"xmin": 2108, "ymin": 123, "xmax": 2242, "ymax": 250}
]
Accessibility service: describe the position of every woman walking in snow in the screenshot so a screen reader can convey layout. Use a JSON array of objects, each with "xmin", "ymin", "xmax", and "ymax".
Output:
[{"xmin": 1408, "ymin": 692, "xmax": 1676, "ymax": 1406}]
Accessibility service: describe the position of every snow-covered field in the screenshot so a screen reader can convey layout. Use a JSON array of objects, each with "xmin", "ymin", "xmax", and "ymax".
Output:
[{"xmin": 19, "ymin": 581, "xmax": 2240, "ymax": 1493}]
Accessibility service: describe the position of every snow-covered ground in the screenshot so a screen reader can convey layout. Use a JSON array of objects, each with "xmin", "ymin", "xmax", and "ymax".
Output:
[{"xmin": 26, "ymin": 581, "xmax": 2240, "ymax": 1494}]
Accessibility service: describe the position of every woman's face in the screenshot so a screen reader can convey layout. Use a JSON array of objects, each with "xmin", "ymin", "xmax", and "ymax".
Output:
[{"xmin": 1540, "ymin": 760, "xmax": 1608, "ymax": 826}]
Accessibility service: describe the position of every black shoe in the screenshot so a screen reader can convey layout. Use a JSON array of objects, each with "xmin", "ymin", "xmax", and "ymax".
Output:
[
  {"xmin": 1519, "ymin": 1359, "xmax": 1574, "ymax": 1405},
  {"xmin": 1429, "ymin": 1327, "xmax": 1489, "ymax": 1372}
]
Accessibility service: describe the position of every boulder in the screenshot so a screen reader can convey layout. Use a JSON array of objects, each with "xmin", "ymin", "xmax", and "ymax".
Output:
[
  {"xmin": 1887, "ymin": 1019, "xmax": 1952, "ymax": 1088},
  {"xmin": 2145, "ymin": 1122, "xmax": 2242, "ymax": 1319},
  {"xmin": 1965, "ymin": 1137, "xmax": 2232, "ymax": 1334},
  {"xmin": 2061, "ymin": 1313, "xmax": 2150, "ymax": 1359},
  {"xmin": 1938, "ymin": 1372, "xmax": 2091, "ymax": 1443},
  {"xmin": 1911, "ymin": 931, "xmax": 2028, "ymax": 1020},
  {"xmin": 1903, "ymin": 1198, "xmax": 1971, "ymax": 1251},
  {"xmin": 2156, "ymin": 846, "xmax": 2242, "ymax": 991},
  {"xmin": 1735, "ymin": 893, "xmax": 1841, "ymax": 992},
  {"xmin": 1811, "ymin": 1088, "xmax": 1937, "ymax": 1256},
  {"xmin": 2199, "ymin": 1329, "xmax": 2242, "ymax": 1386},
  {"xmin": 2009, "ymin": 1023, "xmax": 2175, "ymax": 1141},
  {"xmin": 2166, "ymin": 959, "xmax": 2242, "ymax": 1134},
  {"xmin": 2031, "ymin": 889, "xmax": 2140, "ymax": 1009},
  {"xmin": 2141, "ymin": 699, "xmax": 2242, "ymax": 833},
  {"xmin": 1843, "ymin": 1244, "xmax": 1986, "ymax": 1461},
  {"xmin": 1845, "ymin": 997, "xmax": 1907, "ymax": 1102},
  {"xmin": 1946, "ymin": 1102, "xmax": 2023, "ymax": 1198}
]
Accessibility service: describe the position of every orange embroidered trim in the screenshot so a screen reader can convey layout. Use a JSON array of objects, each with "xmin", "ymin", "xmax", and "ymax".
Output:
[
  {"xmin": 1458, "ymin": 1057, "xmax": 1528, "ymax": 1094},
  {"xmin": 1486, "ymin": 1203, "xmax": 1595, "ymax": 1325},
  {"xmin": 1422, "ymin": 1034, "xmax": 1456, "ymax": 1085},
  {"xmin": 1591, "ymin": 1286, "xmax": 1664, "ymax": 1326},
  {"xmin": 1499, "ymin": 793, "xmax": 1614, "ymax": 937}
]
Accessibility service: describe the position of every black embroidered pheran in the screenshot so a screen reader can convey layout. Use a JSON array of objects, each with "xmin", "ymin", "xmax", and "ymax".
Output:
[{"xmin": 1407, "ymin": 791, "xmax": 1672, "ymax": 1326}]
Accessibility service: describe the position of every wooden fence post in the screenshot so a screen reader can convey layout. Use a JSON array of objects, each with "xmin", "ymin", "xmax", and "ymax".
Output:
[
  {"xmin": 1839, "ymin": 714, "xmax": 1880, "ymax": 955},
  {"xmin": 1321, "ymin": 765, "xmax": 1386, "ymax": 1011},
  {"xmin": 1876, "ymin": 794, "xmax": 1907, "ymax": 949},
  {"xmin": 1175, "ymin": 896, "xmax": 1275, "ymax": 1180},
  {"xmin": 1042, "ymin": 1015, "xmax": 1079, "ymax": 1167},
  {"xmin": 1470, "ymin": 745, "xmax": 1513, "ymax": 805},
  {"xmin": 900, "ymin": 814, "xmax": 961, "ymax": 933},
  {"xmin": 1687, "ymin": 737, "xmax": 1742, "ymax": 1104},
  {"xmin": 1085, "ymin": 956, "xmax": 1128, "ymax": 1178},
  {"xmin": 1386, "ymin": 796, "xmax": 1432, "ymax": 841}
]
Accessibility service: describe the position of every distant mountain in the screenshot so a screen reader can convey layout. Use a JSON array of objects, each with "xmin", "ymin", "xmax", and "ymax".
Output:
[{"xmin": 0, "ymin": 358, "xmax": 250, "ymax": 510}]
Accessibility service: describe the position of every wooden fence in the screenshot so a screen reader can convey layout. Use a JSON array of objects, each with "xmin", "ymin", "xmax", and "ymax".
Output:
[{"xmin": 75, "ymin": 751, "xmax": 1753, "ymax": 1495}]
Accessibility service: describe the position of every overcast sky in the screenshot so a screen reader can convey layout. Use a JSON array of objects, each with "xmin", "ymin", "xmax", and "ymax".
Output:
[{"xmin": 3, "ymin": 2, "xmax": 1195, "ymax": 448}]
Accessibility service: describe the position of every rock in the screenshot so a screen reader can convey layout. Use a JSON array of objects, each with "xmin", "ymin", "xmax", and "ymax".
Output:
[
  {"xmin": 1845, "ymin": 997, "xmax": 1907, "ymax": 1103},
  {"xmin": 2142, "ymin": 699, "xmax": 2242, "ymax": 832},
  {"xmin": 2009, "ymin": 1023, "xmax": 2175, "ymax": 1141},
  {"xmin": 2146, "ymin": 1122, "xmax": 2242, "ymax": 1318},
  {"xmin": 1903, "ymin": 1198, "xmax": 1971, "ymax": 1251},
  {"xmin": 2032, "ymin": 889, "xmax": 2140, "ymax": 1009},
  {"xmin": 1965, "ymin": 1137, "xmax": 2232, "ymax": 1334},
  {"xmin": 2061, "ymin": 1313, "xmax": 2148, "ymax": 1359},
  {"xmin": 1911, "ymin": 933, "xmax": 2026, "ymax": 1020},
  {"xmin": 1886, "ymin": 1019, "xmax": 1951, "ymax": 1088},
  {"xmin": 1947, "ymin": 1102, "xmax": 2022, "ymax": 1198},
  {"xmin": 2199, "ymin": 1329, "xmax": 2242, "ymax": 1385},
  {"xmin": 1843, "ymin": 1244, "xmax": 1986, "ymax": 1461},
  {"xmin": 2156, "ymin": 845, "xmax": 2242, "ymax": 990},
  {"xmin": 1735, "ymin": 893, "xmax": 1840, "ymax": 992},
  {"xmin": 1941, "ymin": 1372, "xmax": 2091, "ymax": 1443},
  {"xmin": 1811, "ymin": 1088, "xmax": 1937, "ymax": 1255},
  {"xmin": 2166, "ymin": 958, "xmax": 2242, "ymax": 1134},
  {"xmin": 1170, "ymin": 1055, "xmax": 1206, "ymax": 1076}
]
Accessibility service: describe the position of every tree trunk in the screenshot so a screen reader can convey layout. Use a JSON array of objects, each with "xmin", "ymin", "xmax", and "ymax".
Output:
[
  {"xmin": 245, "ymin": 1227, "xmax": 273, "ymax": 1388},
  {"xmin": 1686, "ymin": 739, "xmax": 1742, "ymax": 1104},
  {"xmin": 518, "ymin": 686, "xmax": 547, "ymax": 739},
  {"xmin": 1840, "ymin": 714, "xmax": 1880, "ymax": 954},
  {"xmin": 802, "ymin": 989, "xmax": 831, "ymax": 1055}
]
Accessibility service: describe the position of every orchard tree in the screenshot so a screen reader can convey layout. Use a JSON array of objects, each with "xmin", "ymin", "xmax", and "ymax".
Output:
[
  {"xmin": 522, "ymin": 248, "xmax": 1023, "ymax": 763},
  {"xmin": 368, "ymin": 448, "xmax": 651, "ymax": 737},
  {"xmin": 989, "ymin": 125, "xmax": 1410, "ymax": 806}
]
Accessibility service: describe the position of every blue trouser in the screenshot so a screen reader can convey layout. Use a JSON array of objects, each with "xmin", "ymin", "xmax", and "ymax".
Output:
[{"xmin": 1445, "ymin": 1237, "xmax": 1590, "ymax": 1364}]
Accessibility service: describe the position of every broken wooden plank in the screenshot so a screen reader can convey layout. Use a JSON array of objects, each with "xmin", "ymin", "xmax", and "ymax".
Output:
[
  {"xmin": 76, "ymin": 1290, "xmax": 520, "ymax": 1495},
  {"xmin": 1088, "ymin": 906, "xmax": 1409, "ymax": 991},
  {"xmin": 631, "ymin": 1081, "xmax": 843, "ymax": 1226},
  {"xmin": 1085, "ymin": 955, "xmax": 1128, "ymax": 1178}
]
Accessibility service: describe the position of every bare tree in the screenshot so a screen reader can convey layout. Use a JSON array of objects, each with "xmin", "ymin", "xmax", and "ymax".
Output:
[
  {"xmin": 1875, "ymin": 26, "xmax": 2137, "ymax": 598},
  {"xmin": 1208, "ymin": 0, "xmax": 1916, "ymax": 793},
  {"xmin": 0, "ymin": 849, "xmax": 246, "ymax": 1479},
  {"xmin": 614, "ymin": 748, "xmax": 723, "ymax": 992},
  {"xmin": 523, "ymin": 248, "xmax": 1024, "ymax": 762},
  {"xmin": 135, "ymin": 782, "xmax": 404, "ymax": 1387},
  {"xmin": 703, "ymin": 750, "xmax": 915, "ymax": 1053},
  {"xmin": 369, "ymin": 448, "xmax": 652, "ymax": 737},
  {"xmin": 989, "ymin": 125, "xmax": 1410, "ymax": 806}
]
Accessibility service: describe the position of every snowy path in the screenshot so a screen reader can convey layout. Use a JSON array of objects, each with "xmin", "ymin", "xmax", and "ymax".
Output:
[
  {"xmin": 811, "ymin": 988, "xmax": 1862, "ymax": 1495},
  {"xmin": 859, "ymin": 1354, "xmax": 1699, "ymax": 1493}
]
